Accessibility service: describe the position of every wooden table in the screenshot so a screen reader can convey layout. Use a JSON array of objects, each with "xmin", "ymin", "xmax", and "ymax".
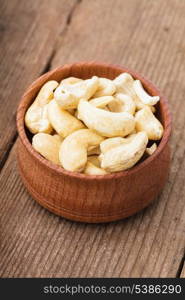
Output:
[{"xmin": 0, "ymin": 0, "xmax": 185, "ymax": 278}]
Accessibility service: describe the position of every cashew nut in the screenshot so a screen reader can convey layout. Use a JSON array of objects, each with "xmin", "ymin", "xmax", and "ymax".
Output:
[
  {"xmin": 108, "ymin": 93, "xmax": 136, "ymax": 115},
  {"xmin": 100, "ymin": 132, "xmax": 148, "ymax": 172},
  {"xmin": 135, "ymin": 107, "xmax": 164, "ymax": 140},
  {"xmin": 84, "ymin": 161, "xmax": 108, "ymax": 175},
  {"xmin": 59, "ymin": 129, "xmax": 104, "ymax": 172},
  {"xmin": 113, "ymin": 73, "xmax": 134, "ymax": 93},
  {"xmin": 99, "ymin": 134, "xmax": 137, "ymax": 156},
  {"xmin": 114, "ymin": 73, "xmax": 144, "ymax": 111},
  {"xmin": 61, "ymin": 77, "xmax": 82, "ymax": 85},
  {"xmin": 52, "ymin": 133, "xmax": 64, "ymax": 143},
  {"xmin": 89, "ymin": 96, "xmax": 114, "ymax": 108},
  {"xmin": 129, "ymin": 128, "xmax": 137, "ymax": 135},
  {"xmin": 133, "ymin": 80, "xmax": 160, "ymax": 106},
  {"xmin": 78, "ymin": 99, "xmax": 135, "ymax": 137},
  {"xmin": 113, "ymin": 73, "xmax": 155, "ymax": 112},
  {"xmin": 134, "ymin": 96, "xmax": 156, "ymax": 112},
  {"xmin": 100, "ymin": 137, "xmax": 125, "ymax": 153},
  {"xmin": 26, "ymin": 72, "xmax": 163, "ymax": 174},
  {"xmin": 33, "ymin": 80, "xmax": 59, "ymax": 106},
  {"xmin": 47, "ymin": 99, "xmax": 84, "ymax": 137},
  {"xmin": 146, "ymin": 143, "xmax": 157, "ymax": 155},
  {"xmin": 25, "ymin": 80, "xmax": 58, "ymax": 133},
  {"xmin": 93, "ymin": 78, "xmax": 116, "ymax": 97},
  {"xmin": 54, "ymin": 76, "xmax": 99, "ymax": 109},
  {"xmin": 32, "ymin": 133, "xmax": 62, "ymax": 165}
]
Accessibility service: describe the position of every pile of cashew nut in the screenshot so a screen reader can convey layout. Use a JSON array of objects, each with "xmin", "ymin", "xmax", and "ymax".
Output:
[{"xmin": 25, "ymin": 73, "xmax": 164, "ymax": 175}]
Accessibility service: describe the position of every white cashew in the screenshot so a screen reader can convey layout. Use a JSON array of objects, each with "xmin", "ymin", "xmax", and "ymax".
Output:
[
  {"xmin": 129, "ymin": 128, "xmax": 137, "ymax": 135},
  {"xmin": 100, "ymin": 132, "xmax": 148, "ymax": 172},
  {"xmin": 99, "ymin": 134, "xmax": 137, "ymax": 158},
  {"xmin": 108, "ymin": 93, "xmax": 135, "ymax": 115},
  {"xmin": 26, "ymin": 73, "xmax": 163, "ymax": 174},
  {"xmin": 61, "ymin": 77, "xmax": 82, "ymax": 85},
  {"xmin": 113, "ymin": 73, "xmax": 155, "ymax": 112},
  {"xmin": 47, "ymin": 99, "xmax": 84, "ymax": 138},
  {"xmin": 26, "ymin": 104, "xmax": 52, "ymax": 134},
  {"xmin": 135, "ymin": 107, "xmax": 164, "ymax": 140},
  {"xmin": 114, "ymin": 73, "xmax": 144, "ymax": 110},
  {"xmin": 59, "ymin": 129, "xmax": 104, "ymax": 172},
  {"xmin": 113, "ymin": 73, "xmax": 134, "ymax": 93},
  {"xmin": 52, "ymin": 133, "xmax": 64, "ymax": 143},
  {"xmin": 93, "ymin": 78, "xmax": 116, "ymax": 97},
  {"xmin": 134, "ymin": 98, "xmax": 156, "ymax": 112},
  {"xmin": 89, "ymin": 96, "xmax": 114, "ymax": 108},
  {"xmin": 133, "ymin": 80, "xmax": 160, "ymax": 106},
  {"xmin": 84, "ymin": 161, "xmax": 108, "ymax": 175},
  {"xmin": 134, "ymin": 96, "xmax": 157, "ymax": 112},
  {"xmin": 33, "ymin": 80, "xmax": 59, "ymax": 106},
  {"xmin": 100, "ymin": 137, "xmax": 125, "ymax": 153},
  {"xmin": 54, "ymin": 76, "xmax": 99, "ymax": 109},
  {"xmin": 78, "ymin": 99, "xmax": 135, "ymax": 137},
  {"xmin": 25, "ymin": 80, "xmax": 58, "ymax": 134},
  {"xmin": 146, "ymin": 143, "xmax": 157, "ymax": 155},
  {"xmin": 133, "ymin": 80, "xmax": 160, "ymax": 105},
  {"xmin": 32, "ymin": 133, "xmax": 62, "ymax": 165}
]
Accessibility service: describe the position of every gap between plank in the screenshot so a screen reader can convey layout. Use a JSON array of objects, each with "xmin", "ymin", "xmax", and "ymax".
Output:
[
  {"xmin": 0, "ymin": 0, "xmax": 82, "ymax": 174},
  {"xmin": 66, "ymin": 0, "xmax": 82, "ymax": 26},
  {"xmin": 0, "ymin": 132, "xmax": 18, "ymax": 172},
  {"xmin": 59, "ymin": 0, "xmax": 82, "ymax": 37},
  {"xmin": 0, "ymin": 47, "xmax": 55, "ymax": 173},
  {"xmin": 40, "ymin": 0, "xmax": 81, "ymax": 74},
  {"xmin": 40, "ymin": 48, "xmax": 57, "ymax": 75},
  {"xmin": 176, "ymin": 251, "xmax": 185, "ymax": 278}
]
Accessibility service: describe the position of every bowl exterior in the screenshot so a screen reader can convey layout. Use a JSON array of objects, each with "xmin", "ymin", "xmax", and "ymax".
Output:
[
  {"xmin": 17, "ymin": 138, "xmax": 170, "ymax": 223},
  {"xmin": 16, "ymin": 62, "xmax": 171, "ymax": 223}
]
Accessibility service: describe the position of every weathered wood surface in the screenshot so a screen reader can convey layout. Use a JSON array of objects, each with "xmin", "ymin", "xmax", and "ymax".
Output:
[
  {"xmin": 0, "ymin": 0, "xmax": 77, "ymax": 168},
  {"xmin": 180, "ymin": 263, "xmax": 185, "ymax": 278},
  {"xmin": 0, "ymin": 0, "xmax": 185, "ymax": 277}
]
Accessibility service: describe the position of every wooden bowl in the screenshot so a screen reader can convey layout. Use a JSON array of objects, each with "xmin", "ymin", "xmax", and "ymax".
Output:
[{"xmin": 16, "ymin": 62, "xmax": 171, "ymax": 223}]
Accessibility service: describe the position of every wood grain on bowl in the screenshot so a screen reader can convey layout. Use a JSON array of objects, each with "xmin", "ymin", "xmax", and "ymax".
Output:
[{"xmin": 16, "ymin": 62, "xmax": 172, "ymax": 223}]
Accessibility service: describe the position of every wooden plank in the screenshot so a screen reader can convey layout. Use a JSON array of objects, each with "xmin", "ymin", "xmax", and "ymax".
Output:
[
  {"xmin": 0, "ymin": 141, "xmax": 185, "ymax": 277},
  {"xmin": 51, "ymin": 0, "xmax": 185, "ymax": 277},
  {"xmin": 180, "ymin": 262, "xmax": 185, "ymax": 278},
  {"xmin": 0, "ymin": 0, "xmax": 77, "ymax": 168},
  {"xmin": 1, "ymin": 0, "xmax": 185, "ymax": 277}
]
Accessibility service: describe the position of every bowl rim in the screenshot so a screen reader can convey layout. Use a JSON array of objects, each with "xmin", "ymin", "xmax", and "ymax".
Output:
[{"xmin": 16, "ymin": 61, "xmax": 172, "ymax": 181}]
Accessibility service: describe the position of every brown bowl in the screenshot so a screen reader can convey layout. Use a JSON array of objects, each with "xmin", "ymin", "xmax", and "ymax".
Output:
[{"xmin": 16, "ymin": 62, "xmax": 171, "ymax": 223}]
